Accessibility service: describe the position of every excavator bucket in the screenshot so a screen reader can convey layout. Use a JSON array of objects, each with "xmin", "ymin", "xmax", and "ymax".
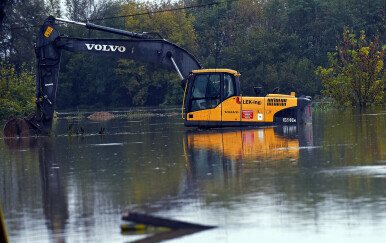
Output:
[{"xmin": 3, "ymin": 117, "xmax": 37, "ymax": 137}]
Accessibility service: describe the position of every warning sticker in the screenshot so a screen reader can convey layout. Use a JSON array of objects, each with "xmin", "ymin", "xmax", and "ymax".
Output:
[
  {"xmin": 242, "ymin": 110, "xmax": 254, "ymax": 119},
  {"xmin": 44, "ymin": 26, "xmax": 53, "ymax": 38}
]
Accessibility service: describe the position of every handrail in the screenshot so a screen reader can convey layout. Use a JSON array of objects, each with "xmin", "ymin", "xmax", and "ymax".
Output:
[{"xmin": 181, "ymin": 80, "xmax": 189, "ymax": 119}]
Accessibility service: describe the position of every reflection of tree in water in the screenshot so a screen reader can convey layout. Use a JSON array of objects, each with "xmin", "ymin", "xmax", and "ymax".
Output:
[
  {"xmin": 317, "ymin": 109, "xmax": 385, "ymax": 166},
  {"xmin": 288, "ymin": 109, "xmax": 386, "ymax": 212}
]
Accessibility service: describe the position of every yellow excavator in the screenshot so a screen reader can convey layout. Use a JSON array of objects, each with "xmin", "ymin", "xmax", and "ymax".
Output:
[
  {"xmin": 182, "ymin": 69, "xmax": 311, "ymax": 127},
  {"xmin": 3, "ymin": 16, "xmax": 312, "ymax": 137}
]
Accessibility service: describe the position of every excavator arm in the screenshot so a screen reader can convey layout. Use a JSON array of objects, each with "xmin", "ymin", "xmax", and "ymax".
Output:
[{"xmin": 4, "ymin": 16, "xmax": 201, "ymax": 137}]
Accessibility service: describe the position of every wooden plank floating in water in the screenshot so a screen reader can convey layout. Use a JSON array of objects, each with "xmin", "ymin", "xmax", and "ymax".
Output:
[{"xmin": 122, "ymin": 211, "xmax": 216, "ymax": 230}]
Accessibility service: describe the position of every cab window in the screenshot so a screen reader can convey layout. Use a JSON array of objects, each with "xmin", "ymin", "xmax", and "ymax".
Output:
[
  {"xmin": 223, "ymin": 73, "xmax": 235, "ymax": 100},
  {"xmin": 190, "ymin": 74, "xmax": 221, "ymax": 112}
]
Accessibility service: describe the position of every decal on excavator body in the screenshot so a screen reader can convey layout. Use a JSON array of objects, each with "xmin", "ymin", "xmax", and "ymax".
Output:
[
  {"xmin": 85, "ymin": 44, "xmax": 126, "ymax": 52},
  {"xmin": 44, "ymin": 26, "xmax": 53, "ymax": 37}
]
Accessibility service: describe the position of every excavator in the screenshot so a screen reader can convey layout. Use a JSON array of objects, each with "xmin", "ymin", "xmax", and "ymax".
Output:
[{"xmin": 3, "ymin": 16, "xmax": 312, "ymax": 137}]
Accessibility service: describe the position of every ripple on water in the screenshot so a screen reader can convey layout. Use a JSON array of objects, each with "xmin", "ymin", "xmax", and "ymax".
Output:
[
  {"xmin": 321, "ymin": 165, "xmax": 386, "ymax": 178},
  {"xmin": 88, "ymin": 143, "xmax": 124, "ymax": 146}
]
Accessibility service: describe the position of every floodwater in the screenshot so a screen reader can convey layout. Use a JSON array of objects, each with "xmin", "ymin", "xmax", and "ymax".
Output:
[{"xmin": 0, "ymin": 106, "xmax": 385, "ymax": 243}]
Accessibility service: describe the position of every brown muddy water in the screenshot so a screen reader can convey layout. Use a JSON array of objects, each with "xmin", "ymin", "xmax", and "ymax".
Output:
[{"xmin": 0, "ymin": 106, "xmax": 385, "ymax": 243}]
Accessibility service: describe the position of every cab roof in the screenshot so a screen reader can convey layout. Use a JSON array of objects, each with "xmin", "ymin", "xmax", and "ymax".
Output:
[{"xmin": 192, "ymin": 69, "xmax": 241, "ymax": 76}]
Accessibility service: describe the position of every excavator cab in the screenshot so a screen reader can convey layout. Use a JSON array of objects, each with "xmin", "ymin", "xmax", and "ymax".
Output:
[
  {"xmin": 182, "ymin": 69, "xmax": 242, "ymax": 127},
  {"xmin": 185, "ymin": 69, "xmax": 241, "ymax": 113}
]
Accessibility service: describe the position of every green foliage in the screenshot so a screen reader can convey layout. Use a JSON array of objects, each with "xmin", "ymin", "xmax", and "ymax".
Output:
[
  {"xmin": 264, "ymin": 0, "xmax": 386, "ymax": 64},
  {"xmin": 45, "ymin": 0, "xmax": 62, "ymax": 17},
  {"xmin": 187, "ymin": 0, "xmax": 321, "ymax": 96},
  {"xmin": 0, "ymin": 0, "xmax": 48, "ymax": 66},
  {"xmin": 115, "ymin": 1, "xmax": 198, "ymax": 106},
  {"xmin": 57, "ymin": 0, "xmax": 128, "ymax": 109},
  {"xmin": 316, "ymin": 27, "xmax": 385, "ymax": 107},
  {"xmin": 0, "ymin": 62, "xmax": 35, "ymax": 120}
]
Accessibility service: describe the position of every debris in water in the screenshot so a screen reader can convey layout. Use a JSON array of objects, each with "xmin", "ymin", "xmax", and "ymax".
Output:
[
  {"xmin": 76, "ymin": 127, "xmax": 85, "ymax": 136},
  {"xmin": 98, "ymin": 127, "xmax": 105, "ymax": 135},
  {"xmin": 88, "ymin": 112, "xmax": 115, "ymax": 120},
  {"xmin": 121, "ymin": 211, "xmax": 215, "ymax": 230},
  {"xmin": 67, "ymin": 124, "xmax": 73, "ymax": 136},
  {"xmin": 120, "ymin": 212, "xmax": 215, "ymax": 241}
]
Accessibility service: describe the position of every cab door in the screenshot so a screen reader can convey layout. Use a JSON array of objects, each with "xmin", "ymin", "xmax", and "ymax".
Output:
[
  {"xmin": 221, "ymin": 73, "xmax": 241, "ymax": 124},
  {"xmin": 186, "ymin": 73, "xmax": 222, "ymax": 122}
]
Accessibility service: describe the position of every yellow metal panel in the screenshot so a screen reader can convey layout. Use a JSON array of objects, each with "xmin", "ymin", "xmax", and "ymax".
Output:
[
  {"xmin": 192, "ymin": 69, "xmax": 241, "ymax": 76},
  {"xmin": 187, "ymin": 96, "xmax": 299, "ymax": 124},
  {"xmin": 187, "ymin": 109, "xmax": 211, "ymax": 121},
  {"xmin": 266, "ymin": 94, "xmax": 294, "ymax": 98},
  {"xmin": 221, "ymin": 97, "xmax": 241, "ymax": 121},
  {"xmin": 187, "ymin": 107, "xmax": 221, "ymax": 121},
  {"xmin": 264, "ymin": 97, "xmax": 297, "ymax": 122},
  {"xmin": 209, "ymin": 106, "xmax": 222, "ymax": 121},
  {"xmin": 240, "ymin": 96, "xmax": 265, "ymax": 122}
]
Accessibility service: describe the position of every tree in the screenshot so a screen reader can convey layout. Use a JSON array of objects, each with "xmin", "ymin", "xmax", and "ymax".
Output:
[
  {"xmin": 56, "ymin": 0, "xmax": 127, "ymax": 109},
  {"xmin": 45, "ymin": 0, "xmax": 62, "ymax": 17},
  {"xmin": 116, "ymin": 1, "xmax": 198, "ymax": 106},
  {"xmin": 0, "ymin": 0, "xmax": 61, "ymax": 66},
  {"xmin": 316, "ymin": 27, "xmax": 385, "ymax": 107},
  {"xmin": 0, "ymin": 62, "xmax": 35, "ymax": 120},
  {"xmin": 0, "ymin": 0, "xmax": 8, "ymax": 26}
]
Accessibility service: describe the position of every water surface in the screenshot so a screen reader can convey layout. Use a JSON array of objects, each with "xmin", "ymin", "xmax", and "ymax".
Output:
[{"xmin": 0, "ymin": 107, "xmax": 385, "ymax": 242}]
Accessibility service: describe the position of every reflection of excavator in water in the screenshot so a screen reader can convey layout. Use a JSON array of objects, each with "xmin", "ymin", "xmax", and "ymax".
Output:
[
  {"xmin": 3, "ymin": 16, "xmax": 312, "ymax": 137},
  {"xmin": 182, "ymin": 126, "xmax": 313, "ymax": 194},
  {"xmin": 185, "ymin": 125, "xmax": 312, "ymax": 162}
]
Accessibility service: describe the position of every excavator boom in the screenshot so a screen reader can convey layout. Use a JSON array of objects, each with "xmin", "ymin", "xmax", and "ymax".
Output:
[{"xmin": 4, "ymin": 16, "xmax": 201, "ymax": 137}]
